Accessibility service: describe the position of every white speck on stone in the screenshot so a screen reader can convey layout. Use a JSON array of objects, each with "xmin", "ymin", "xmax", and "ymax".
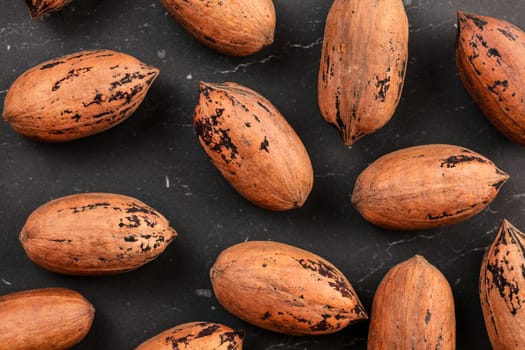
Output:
[
  {"xmin": 195, "ymin": 289, "xmax": 213, "ymax": 298},
  {"xmin": 6, "ymin": 45, "xmax": 10, "ymax": 51},
  {"xmin": 217, "ymin": 224, "xmax": 223, "ymax": 229},
  {"xmin": 2, "ymin": 278, "xmax": 12, "ymax": 286},
  {"xmin": 403, "ymin": 0, "xmax": 412, "ymax": 5},
  {"xmin": 165, "ymin": 175, "xmax": 170, "ymax": 189},
  {"xmin": 157, "ymin": 49, "xmax": 166, "ymax": 60},
  {"xmin": 211, "ymin": 306, "xmax": 216, "ymax": 310},
  {"xmin": 186, "ymin": 73, "xmax": 193, "ymax": 80},
  {"xmin": 454, "ymin": 278, "xmax": 461, "ymax": 286}
]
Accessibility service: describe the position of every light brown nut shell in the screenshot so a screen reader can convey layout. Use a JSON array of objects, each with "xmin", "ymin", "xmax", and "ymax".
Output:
[
  {"xmin": 368, "ymin": 255, "xmax": 456, "ymax": 350},
  {"xmin": 194, "ymin": 81, "xmax": 314, "ymax": 211},
  {"xmin": 160, "ymin": 0, "xmax": 275, "ymax": 56},
  {"xmin": 318, "ymin": 0, "xmax": 408, "ymax": 146},
  {"xmin": 351, "ymin": 144, "xmax": 508, "ymax": 230},
  {"xmin": 25, "ymin": 0, "xmax": 73, "ymax": 18},
  {"xmin": 135, "ymin": 322, "xmax": 244, "ymax": 350},
  {"xmin": 19, "ymin": 192, "xmax": 177, "ymax": 275},
  {"xmin": 210, "ymin": 241, "xmax": 368, "ymax": 335},
  {"xmin": 457, "ymin": 12, "xmax": 525, "ymax": 146},
  {"xmin": 0, "ymin": 288, "xmax": 95, "ymax": 350},
  {"xmin": 3, "ymin": 49, "xmax": 159, "ymax": 142},
  {"xmin": 480, "ymin": 219, "xmax": 525, "ymax": 349}
]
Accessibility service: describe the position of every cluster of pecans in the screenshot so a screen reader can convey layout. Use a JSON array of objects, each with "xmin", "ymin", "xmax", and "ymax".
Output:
[{"xmin": 1, "ymin": 0, "xmax": 525, "ymax": 349}]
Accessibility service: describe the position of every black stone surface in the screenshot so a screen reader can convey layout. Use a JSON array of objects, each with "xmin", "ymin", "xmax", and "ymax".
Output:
[{"xmin": 0, "ymin": 1, "xmax": 524, "ymax": 349}]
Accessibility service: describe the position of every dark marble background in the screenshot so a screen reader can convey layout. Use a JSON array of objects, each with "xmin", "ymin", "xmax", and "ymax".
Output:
[{"xmin": 1, "ymin": 0, "xmax": 524, "ymax": 349}]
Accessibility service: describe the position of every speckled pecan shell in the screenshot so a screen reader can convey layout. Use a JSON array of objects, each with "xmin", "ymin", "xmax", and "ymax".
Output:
[
  {"xmin": 194, "ymin": 82, "xmax": 313, "ymax": 211},
  {"xmin": 318, "ymin": 0, "xmax": 408, "ymax": 146},
  {"xmin": 0, "ymin": 288, "xmax": 94, "ymax": 349},
  {"xmin": 135, "ymin": 322, "xmax": 244, "ymax": 350},
  {"xmin": 457, "ymin": 12, "xmax": 525, "ymax": 146},
  {"xmin": 25, "ymin": 0, "xmax": 72, "ymax": 18},
  {"xmin": 480, "ymin": 219, "xmax": 525, "ymax": 349},
  {"xmin": 368, "ymin": 256, "xmax": 456, "ymax": 350},
  {"xmin": 160, "ymin": 0, "xmax": 275, "ymax": 56},
  {"xmin": 351, "ymin": 144, "xmax": 508, "ymax": 230},
  {"xmin": 19, "ymin": 192, "xmax": 177, "ymax": 275},
  {"xmin": 3, "ymin": 49, "xmax": 159, "ymax": 142},
  {"xmin": 210, "ymin": 241, "xmax": 368, "ymax": 335}
]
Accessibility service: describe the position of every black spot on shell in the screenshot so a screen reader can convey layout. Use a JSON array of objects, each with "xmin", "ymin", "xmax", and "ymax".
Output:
[
  {"xmin": 260, "ymin": 136, "xmax": 269, "ymax": 153},
  {"xmin": 68, "ymin": 202, "xmax": 110, "ymax": 213},
  {"xmin": 204, "ymin": 35, "xmax": 217, "ymax": 43},
  {"xmin": 257, "ymin": 101, "xmax": 271, "ymax": 113},
  {"xmin": 334, "ymin": 88, "xmax": 345, "ymax": 131},
  {"xmin": 439, "ymin": 154, "xmax": 487, "ymax": 168},
  {"xmin": 52, "ymin": 67, "xmax": 93, "ymax": 92},
  {"xmin": 195, "ymin": 109, "xmax": 239, "ymax": 165},
  {"xmin": 110, "ymin": 72, "xmax": 146, "ymax": 90},
  {"xmin": 196, "ymin": 323, "xmax": 220, "ymax": 338},
  {"xmin": 464, "ymin": 13, "xmax": 488, "ymax": 30},
  {"xmin": 310, "ymin": 318, "xmax": 330, "ymax": 332},
  {"xmin": 294, "ymin": 258, "xmax": 354, "ymax": 298},
  {"xmin": 497, "ymin": 27, "xmax": 517, "ymax": 41},
  {"xmin": 40, "ymin": 61, "xmax": 65, "ymax": 70},
  {"xmin": 488, "ymin": 48, "xmax": 501, "ymax": 58},
  {"xmin": 126, "ymin": 204, "xmax": 159, "ymax": 216},
  {"xmin": 82, "ymin": 92, "xmax": 104, "ymax": 107},
  {"xmin": 375, "ymin": 75, "xmax": 391, "ymax": 102}
]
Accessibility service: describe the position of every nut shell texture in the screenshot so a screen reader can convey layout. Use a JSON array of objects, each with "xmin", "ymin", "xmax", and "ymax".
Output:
[
  {"xmin": 480, "ymin": 219, "xmax": 525, "ymax": 349},
  {"xmin": 3, "ymin": 49, "xmax": 159, "ymax": 142},
  {"xmin": 194, "ymin": 82, "xmax": 313, "ymax": 211},
  {"xmin": 352, "ymin": 144, "xmax": 508, "ymax": 230},
  {"xmin": 25, "ymin": 0, "xmax": 72, "ymax": 18},
  {"xmin": 19, "ymin": 192, "xmax": 177, "ymax": 275},
  {"xmin": 368, "ymin": 256, "xmax": 456, "ymax": 350},
  {"xmin": 457, "ymin": 12, "xmax": 525, "ymax": 146},
  {"xmin": 135, "ymin": 322, "xmax": 244, "ymax": 350},
  {"xmin": 160, "ymin": 0, "xmax": 275, "ymax": 56},
  {"xmin": 210, "ymin": 241, "xmax": 367, "ymax": 335},
  {"xmin": 318, "ymin": 0, "xmax": 408, "ymax": 145},
  {"xmin": 0, "ymin": 288, "xmax": 95, "ymax": 350}
]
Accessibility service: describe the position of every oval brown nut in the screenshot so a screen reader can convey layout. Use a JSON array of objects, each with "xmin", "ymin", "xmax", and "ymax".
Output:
[
  {"xmin": 210, "ymin": 241, "xmax": 368, "ymax": 335},
  {"xmin": 25, "ymin": 0, "xmax": 72, "ymax": 18},
  {"xmin": 19, "ymin": 192, "xmax": 177, "ymax": 275},
  {"xmin": 194, "ymin": 82, "xmax": 313, "ymax": 211},
  {"xmin": 3, "ymin": 49, "xmax": 159, "ymax": 142},
  {"xmin": 351, "ymin": 144, "xmax": 508, "ymax": 230},
  {"xmin": 135, "ymin": 322, "xmax": 244, "ymax": 350},
  {"xmin": 457, "ymin": 12, "xmax": 525, "ymax": 146},
  {"xmin": 480, "ymin": 219, "xmax": 525, "ymax": 349},
  {"xmin": 160, "ymin": 0, "xmax": 275, "ymax": 56},
  {"xmin": 0, "ymin": 288, "xmax": 94, "ymax": 350},
  {"xmin": 368, "ymin": 256, "xmax": 455, "ymax": 350},
  {"xmin": 318, "ymin": 0, "xmax": 408, "ymax": 146}
]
